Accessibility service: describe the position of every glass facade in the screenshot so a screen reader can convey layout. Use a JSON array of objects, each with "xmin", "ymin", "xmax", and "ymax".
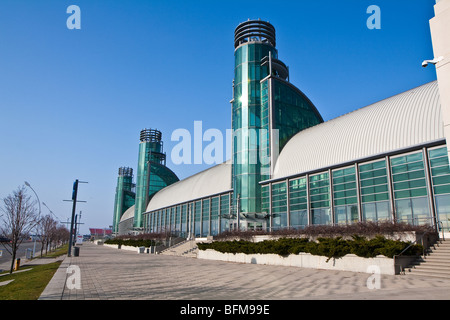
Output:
[
  {"xmin": 112, "ymin": 167, "xmax": 135, "ymax": 234},
  {"xmin": 359, "ymin": 159, "xmax": 391, "ymax": 222},
  {"xmin": 391, "ymin": 151, "xmax": 430, "ymax": 225},
  {"xmin": 333, "ymin": 167, "xmax": 358, "ymax": 224},
  {"xmin": 134, "ymin": 129, "xmax": 179, "ymax": 229},
  {"xmin": 232, "ymin": 21, "xmax": 323, "ymax": 223},
  {"xmin": 232, "ymin": 42, "xmax": 275, "ymax": 218},
  {"xmin": 289, "ymin": 177, "xmax": 308, "ymax": 229},
  {"xmin": 143, "ymin": 191, "xmax": 232, "ymax": 237},
  {"xmin": 119, "ymin": 20, "xmax": 449, "ymax": 237},
  {"xmin": 429, "ymin": 147, "xmax": 450, "ymax": 231},
  {"xmin": 309, "ymin": 172, "xmax": 331, "ymax": 225},
  {"xmin": 271, "ymin": 182, "xmax": 287, "ymax": 230},
  {"xmin": 257, "ymin": 145, "xmax": 450, "ymax": 232},
  {"xmin": 272, "ymin": 79, "xmax": 323, "ymax": 151}
]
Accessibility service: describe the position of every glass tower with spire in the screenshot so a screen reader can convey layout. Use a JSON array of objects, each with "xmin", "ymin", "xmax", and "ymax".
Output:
[
  {"xmin": 112, "ymin": 167, "xmax": 135, "ymax": 234},
  {"xmin": 231, "ymin": 19, "xmax": 323, "ymax": 230},
  {"xmin": 133, "ymin": 128, "xmax": 179, "ymax": 230}
]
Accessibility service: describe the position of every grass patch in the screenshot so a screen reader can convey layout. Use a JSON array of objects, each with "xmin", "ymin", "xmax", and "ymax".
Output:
[
  {"xmin": 32, "ymin": 243, "xmax": 69, "ymax": 259},
  {"xmin": 0, "ymin": 261, "xmax": 62, "ymax": 300}
]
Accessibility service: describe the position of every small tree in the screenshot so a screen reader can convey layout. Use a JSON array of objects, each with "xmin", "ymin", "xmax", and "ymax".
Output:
[
  {"xmin": 0, "ymin": 186, "xmax": 40, "ymax": 273},
  {"xmin": 37, "ymin": 214, "xmax": 58, "ymax": 257}
]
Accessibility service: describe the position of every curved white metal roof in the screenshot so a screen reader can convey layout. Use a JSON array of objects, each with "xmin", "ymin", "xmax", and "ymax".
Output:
[
  {"xmin": 119, "ymin": 205, "xmax": 135, "ymax": 223},
  {"xmin": 146, "ymin": 161, "xmax": 232, "ymax": 212},
  {"xmin": 272, "ymin": 81, "xmax": 443, "ymax": 180}
]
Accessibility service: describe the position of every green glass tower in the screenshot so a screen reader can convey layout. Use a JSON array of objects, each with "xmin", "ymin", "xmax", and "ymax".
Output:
[
  {"xmin": 112, "ymin": 167, "xmax": 135, "ymax": 234},
  {"xmin": 134, "ymin": 129, "xmax": 179, "ymax": 230},
  {"xmin": 232, "ymin": 20, "xmax": 323, "ymax": 229}
]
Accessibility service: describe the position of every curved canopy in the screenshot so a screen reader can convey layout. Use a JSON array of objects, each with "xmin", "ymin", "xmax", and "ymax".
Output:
[
  {"xmin": 271, "ymin": 81, "xmax": 443, "ymax": 180},
  {"xmin": 146, "ymin": 161, "xmax": 232, "ymax": 212},
  {"xmin": 119, "ymin": 204, "xmax": 135, "ymax": 223}
]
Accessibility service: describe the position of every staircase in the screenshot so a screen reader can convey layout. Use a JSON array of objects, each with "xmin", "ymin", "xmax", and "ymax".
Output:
[
  {"xmin": 160, "ymin": 238, "xmax": 210, "ymax": 258},
  {"xmin": 406, "ymin": 239, "xmax": 450, "ymax": 280}
]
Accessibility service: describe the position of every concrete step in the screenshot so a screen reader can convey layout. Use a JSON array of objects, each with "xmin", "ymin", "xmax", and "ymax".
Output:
[
  {"xmin": 406, "ymin": 270, "xmax": 450, "ymax": 280},
  {"xmin": 412, "ymin": 264, "xmax": 450, "ymax": 273},
  {"xmin": 160, "ymin": 239, "xmax": 203, "ymax": 257},
  {"xmin": 421, "ymin": 256, "xmax": 450, "ymax": 263},
  {"xmin": 406, "ymin": 239, "xmax": 450, "ymax": 280}
]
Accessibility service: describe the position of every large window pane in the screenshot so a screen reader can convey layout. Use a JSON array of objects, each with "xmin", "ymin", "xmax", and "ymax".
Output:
[
  {"xmin": 391, "ymin": 152, "xmax": 430, "ymax": 224},
  {"xmin": 309, "ymin": 173, "xmax": 331, "ymax": 225},
  {"xmin": 272, "ymin": 182, "xmax": 287, "ymax": 230}
]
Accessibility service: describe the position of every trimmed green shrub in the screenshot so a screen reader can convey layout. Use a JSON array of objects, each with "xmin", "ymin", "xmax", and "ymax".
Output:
[{"xmin": 198, "ymin": 236, "xmax": 423, "ymax": 260}]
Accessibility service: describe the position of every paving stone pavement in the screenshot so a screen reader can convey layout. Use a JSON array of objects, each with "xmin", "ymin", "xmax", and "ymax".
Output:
[{"xmin": 39, "ymin": 242, "xmax": 450, "ymax": 301}]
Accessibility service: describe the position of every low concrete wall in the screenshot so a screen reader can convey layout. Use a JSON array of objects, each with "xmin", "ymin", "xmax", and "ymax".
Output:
[
  {"xmin": 102, "ymin": 244, "xmax": 141, "ymax": 252},
  {"xmin": 198, "ymin": 249, "xmax": 403, "ymax": 275},
  {"xmin": 102, "ymin": 243, "xmax": 163, "ymax": 254}
]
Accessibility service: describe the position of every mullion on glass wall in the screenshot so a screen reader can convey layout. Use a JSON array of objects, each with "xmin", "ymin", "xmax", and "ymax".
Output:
[
  {"xmin": 332, "ymin": 166, "xmax": 358, "ymax": 224},
  {"xmin": 211, "ymin": 197, "xmax": 219, "ymax": 236},
  {"xmin": 271, "ymin": 181, "xmax": 287, "ymax": 230},
  {"xmin": 289, "ymin": 177, "xmax": 308, "ymax": 229},
  {"xmin": 423, "ymin": 148, "xmax": 437, "ymax": 229},
  {"xmin": 428, "ymin": 146, "xmax": 450, "ymax": 231},
  {"xmin": 202, "ymin": 198, "xmax": 210, "ymax": 237},
  {"xmin": 220, "ymin": 194, "xmax": 230, "ymax": 233},
  {"xmin": 358, "ymin": 159, "xmax": 391, "ymax": 222},
  {"xmin": 309, "ymin": 172, "xmax": 331, "ymax": 225},
  {"xmin": 390, "ymin": 151, "xmax": 431, "ymax": 225}
]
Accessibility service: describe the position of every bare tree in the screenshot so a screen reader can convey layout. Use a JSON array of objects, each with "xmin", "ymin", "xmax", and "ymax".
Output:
[
  {"xmin": 37, "ymin": 214, "xmax": 58, "ymax": 257},
  {"xmin": 54, "ymin": 225, "xmax": 70, "ymax": 248},
  {"xmin": 0, "ymin": 186, "xmax": 40, "ymax": 273}
]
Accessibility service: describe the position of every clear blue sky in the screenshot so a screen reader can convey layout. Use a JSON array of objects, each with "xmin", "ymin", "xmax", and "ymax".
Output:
[{"xmin": 0, "ymin": 0, "xmax": 438, "ymax": 234}]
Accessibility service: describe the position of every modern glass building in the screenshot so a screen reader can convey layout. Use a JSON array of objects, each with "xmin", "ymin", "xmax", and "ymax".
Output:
[
  {"xmin": 112, "ymin": 167, "xmax": 135, "ymax": 234},
  {"xmin": 116, "ymin": 19, "xmax": 449, "ymax": 237},
  {"xmin": 261, "ymin": 81, "xmax": 448, "ymax": 232},
  {"xmin": 113, "ymin": 129, "xmax": 179, "ymax": 234},
  {"xmin": 133, "ymin": 129, "xmax": 179, "ymax": 230},
  {"xmin": 231, "ymin": 20, "xmax": 323, "ymax": 230}
]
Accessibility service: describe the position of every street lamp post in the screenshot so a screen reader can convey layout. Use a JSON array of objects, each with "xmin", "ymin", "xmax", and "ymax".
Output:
[{"xmin": 65, "ymin": 179, "xmax": 87, "ymax": 257}]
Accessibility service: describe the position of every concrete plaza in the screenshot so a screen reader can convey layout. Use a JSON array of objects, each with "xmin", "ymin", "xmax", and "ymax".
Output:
[{"xmin": 39, "ymin": 242, "xmax": 450, "ymax": 301}]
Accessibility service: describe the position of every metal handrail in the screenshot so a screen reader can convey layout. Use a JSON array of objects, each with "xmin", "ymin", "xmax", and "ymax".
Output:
[{"xmin": 394, "ymin": 232, "xmax": 428, "ymax": 275}]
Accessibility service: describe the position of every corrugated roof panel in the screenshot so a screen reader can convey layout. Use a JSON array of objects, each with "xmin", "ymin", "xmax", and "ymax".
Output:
[
  {"xmin": 145, "ymin": 161, "xmax": 232, "ymax": 212},
  {"xmin": 272, "ymin": 81, "xmax": 443, "ymax": 180}
]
